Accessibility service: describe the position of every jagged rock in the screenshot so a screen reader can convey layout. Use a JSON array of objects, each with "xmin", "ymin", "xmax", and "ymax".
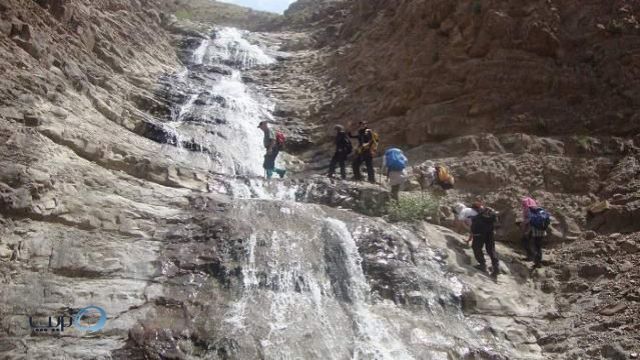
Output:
[
  {"xmin": 600, "ymin": 303, "xmax": 628, "ymax": 316},
  {"xmin": 0, "ymin": 244, "xmax": 12, "ymax": 259},
  {"xmin": 601, "ymin": 343, "xmax": 628, "ymax": 360},
  {"xmin": 578, "ymin": 264, "xmax": 609, "ymax": 278},
  {"xmin": 618, "ymin": 240, "xmax": 639, "ymax": 254}
]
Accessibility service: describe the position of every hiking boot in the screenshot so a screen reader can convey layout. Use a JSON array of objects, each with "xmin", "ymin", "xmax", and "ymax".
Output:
[
  {"xmin": 474, "ymin": 264, "xmax": 487, "ymax": 273},
  {"xmin": 276, "ymin": 169, "xmax": 286, "ymax": 178},
  {"xmin": 491, "ymin": 268, "xmax": 499, "ymax": 278}
]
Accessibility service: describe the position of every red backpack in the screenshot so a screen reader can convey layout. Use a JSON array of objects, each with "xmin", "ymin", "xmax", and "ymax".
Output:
[{"xmin": 275, "ymin": 131, "xmax": 286, "ymax": 148}]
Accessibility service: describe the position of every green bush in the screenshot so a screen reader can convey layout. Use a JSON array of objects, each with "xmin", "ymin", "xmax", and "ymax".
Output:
[
  {"xmin": 175, "ymin": 9, "xmax": 193, "ymax": 20},
  {"xmin": 387, "ymin": 192, "xmax": 440, "ymax": 223}
]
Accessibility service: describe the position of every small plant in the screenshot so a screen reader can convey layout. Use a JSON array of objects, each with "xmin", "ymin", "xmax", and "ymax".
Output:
[
  {"xmin": 535, "ymin": 118, "xmax": 549, "ymax": 134},
  {"xmin": 576, "ymin": 135, "xmax": 591, "ymax": 149},
  {"xmin": 175, "ymin": 9, "xmax": 193, "ymax": 20},
  {"xmin": 387, "ymin": 192, "xmax": 440, "ymax": 223}
]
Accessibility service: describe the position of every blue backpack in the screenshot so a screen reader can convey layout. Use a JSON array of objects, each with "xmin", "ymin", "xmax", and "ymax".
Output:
[
  {"xmin": 529, "ymin": 207, "xmax": 551, "ymax": 230},
  {"xmin": 384, "ymin": 148, "xmax": 408, "ymax": 171}
]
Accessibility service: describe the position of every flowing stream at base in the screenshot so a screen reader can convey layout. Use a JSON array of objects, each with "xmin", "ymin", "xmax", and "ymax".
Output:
[{"xmin": 160, "ymin": 27, "xmax": 508, "ymax": 359}]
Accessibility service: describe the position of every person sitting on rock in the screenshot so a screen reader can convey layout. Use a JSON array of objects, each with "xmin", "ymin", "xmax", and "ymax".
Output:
[
  {"xmin": 328, "ymin": 125, "xmax": 352, "ymax": 180},
  {"xmin": 349, "ymin": 121, "xmax": 376, "ymax": 183},
  {"xmin": 470, "ymin": 199, "xmax": 500, "ymax": 278},
  {"xmin": 452, "ymin": 203, "xmax": 478, "ymax": 244},
  {"xmin": 258, "ymin": 121, "xmax": 286, "ymax": 179}
]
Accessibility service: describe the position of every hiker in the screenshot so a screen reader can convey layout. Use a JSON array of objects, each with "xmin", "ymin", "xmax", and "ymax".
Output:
[
  {"xmin": 328, "ymin": 125, "xmax": 352, "ymax": 180},
  {"xmin": 383, "ymin": 147, "xmax": 408, "ymax": 201},
  {"xmin": 518, "ymin": 197, "xmax": 538, "ymax": 261},
  {"xmin": 470, "ymin": 200, "xmax": 500, "ymax": 277},
  {"xmin": 452, "ymin": 203, "xmax": 478, "ymax": 243},
  {"xmin": 520, "ymin": 197, "xmax": 551, "ymax": 268},
  {"xmin": 258, "ymin": 121, "xmax": 286, "ymax": 179},
  {"xmin": 349, "ymin": 121, "xmax": 377, "ymax": 183}
]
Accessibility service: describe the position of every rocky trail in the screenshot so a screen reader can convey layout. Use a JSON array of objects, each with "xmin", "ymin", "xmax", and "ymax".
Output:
[{"xmin": 0, "ymin": 0, "xmax": 639, "ymax": 359}]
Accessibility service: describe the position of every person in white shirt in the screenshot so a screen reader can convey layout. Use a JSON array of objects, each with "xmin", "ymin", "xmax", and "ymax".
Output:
[{"xmin": 452, "ymin": 202, "xmax": 478, "ymax": 243}]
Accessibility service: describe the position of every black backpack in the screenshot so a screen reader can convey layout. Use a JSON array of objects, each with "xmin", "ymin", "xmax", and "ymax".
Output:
[
  {"xmin": 471, "ymin": 208, "xmax": 497, "ymax": 234},
  {"xmin": 340, "ymin": 134, "xmax": 353, "ymax": 154}
]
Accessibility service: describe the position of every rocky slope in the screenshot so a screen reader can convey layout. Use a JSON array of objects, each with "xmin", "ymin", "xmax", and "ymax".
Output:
[
  {"xmin": 0, "ymin": 0, "xmax": 638, "ymax": 359},
  {"xmin": 278, "ymin": 0, "xmax": 640, "ymax": 358},
  {"xmin": 163, "ymin": 0, "xmax": 282, "ymax": 31},
  {"xmin": 0, "ymin": 1, "xmax": 557, "ymax": 359}
]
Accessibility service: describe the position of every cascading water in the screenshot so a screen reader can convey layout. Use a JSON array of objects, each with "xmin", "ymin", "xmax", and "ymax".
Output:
[{"xmin": 157, "ymin": 26, "xmax": 527, "ymax": 359}]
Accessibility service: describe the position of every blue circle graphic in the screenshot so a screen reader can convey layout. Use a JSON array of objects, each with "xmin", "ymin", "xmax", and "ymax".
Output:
[{"xmin": 74, "ymin": 306, "xmax": 107, "ymax": 332}]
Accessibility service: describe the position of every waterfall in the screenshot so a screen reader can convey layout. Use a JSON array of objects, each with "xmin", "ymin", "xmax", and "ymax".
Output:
[
  {"xmin": 156, "ymin": 26, "xmax": 519, "ymax": 360},
  {"xmin": 166, "ymin": 27, "xmax": 276, "ymax": 177},
  {"xmin": 322, "ymin": 218, "xmax": 414, "ymax": 360}
]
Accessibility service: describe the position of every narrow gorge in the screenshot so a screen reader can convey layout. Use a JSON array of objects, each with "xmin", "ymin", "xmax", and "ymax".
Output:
[{"xmin": 0, "ymin": 1, "xmax": 638, "ymax": 359}]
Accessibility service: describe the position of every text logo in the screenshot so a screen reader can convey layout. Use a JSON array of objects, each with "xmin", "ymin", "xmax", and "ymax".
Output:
[{"xmin": 29, "ymin": 305, "xmax": 107, "ymax": 333}]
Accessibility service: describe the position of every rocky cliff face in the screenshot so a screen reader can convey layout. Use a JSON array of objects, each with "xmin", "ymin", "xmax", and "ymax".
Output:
[
  {"xmin": 0, "ymin": 1, "xmax": 552, "ymax": 358},
  {"xmin": 0, "ymin": 0, "xmax": 638, "ymax": 359},
  {"xmin": 285, "ymin": 0, "xmax": 640, "ymax": 238},
  {"xmin": 320, "ymin": 0, "xmax": 640, "ymax": 142}
]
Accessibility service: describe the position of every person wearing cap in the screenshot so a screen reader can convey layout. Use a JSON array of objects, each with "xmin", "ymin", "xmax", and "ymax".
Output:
[
  {"xmin": 258, "ymin": 121, "xmax": 286, "ymax": 179},
  {"xmin": 349, "ymin": 121, "xmax": 375, "ymax": 183},
  {"xmin": 469, "ymin": 200, "xmax": 500, "ymax": 278},
  {"xmin": 328, "ymin": 125, "xmax": 352, "ymax": 179}
]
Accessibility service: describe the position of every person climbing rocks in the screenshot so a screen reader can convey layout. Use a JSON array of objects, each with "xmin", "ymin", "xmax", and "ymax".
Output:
[
  {"xmin": 258, "ymin": 120, "xmax": 286, "ymax": 179},
  {"xmin": 518, "ymin": 196, "xmax": 538, "ymax": 261},
  {"xmin": 470, "ymin": 200, "xmax": 500, "ymax": 278},
  {"xmin": 349, "ymin": 121, "xmax": 377, "ymax": 183},
  {"xmin": 520, "ymin": 197, "xmax": 551, "ymax": 268},
  {"xmin": 328, "ymin": 125, "xmax": 352, "ymax": 180},
  {"xmin": 383, "ymin": 147, "xmax": 408, "ymax": 201},
  {"xmin": 452, "ymin": 203, "xmax": 478, "ymax": 244}
]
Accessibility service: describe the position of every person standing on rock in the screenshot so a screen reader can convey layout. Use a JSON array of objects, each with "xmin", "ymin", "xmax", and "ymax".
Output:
[
  {"xmin": 520, "ymin": 197, "xmax": 551, "ymax": 268},
  {"xmin": 349, "ymin": 121, "xmax": 376, "ymax": 183},
  {"xmin": 258, "ymin": 121, "xmax": 286, "ymax": 179},
  {"xmin": 519, "ymin": 197, "xmax": 538, "ymax": 261},
  {"xmin": 383, "ymin": 147, "xmax": 408, "ymax": 201},
  {"xmin": 328, "ymin": 125, "xmax": 352, "ymax": 180},
  {"xmin": 470, "ymin": 200, "xmax": 500, "ymax": 278}
]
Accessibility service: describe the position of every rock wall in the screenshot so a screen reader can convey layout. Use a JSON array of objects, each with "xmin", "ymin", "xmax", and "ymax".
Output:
[
  {"xmin": 324, "ymin": 0, "xmax": 640, "ymax": 144},
  {"xmin": 0, "ymin": 0, "xmax": 211, "ymax": 356},
  {"xmin": 283, "ymin": 0, "xmax": 640, "ymax": 238}
]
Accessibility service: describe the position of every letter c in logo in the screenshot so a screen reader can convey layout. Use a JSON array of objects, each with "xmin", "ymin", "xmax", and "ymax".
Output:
[{"xmin": 74, "ymin": 306, "xmax": 107, "ymax": 332}]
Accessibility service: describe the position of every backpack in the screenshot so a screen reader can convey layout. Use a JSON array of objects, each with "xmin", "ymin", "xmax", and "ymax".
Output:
[
  {"xmin": 436, "ymin": 166, "xmax": 455, "ymax": 188},
  {"xmin": 471, "ymin": 208, "xmax": 497, "ymax": 234},
  {"xmin": 384, "ymin": 148, "xmax": 408, "ymax": 171},
  {"xmin": 529, "ymin": 207, "xmax": 551, "ymax": 230},
  {"xmin": 340, "ymin": 134, "xmax": 353, "ymax": 154},
  {"xmin": 368, "ymin": 130, "xmax": 380, "ymax": 155},
  {"xmin": 275, "ymin": 131, "xmax": 286, "ymax": 148}
]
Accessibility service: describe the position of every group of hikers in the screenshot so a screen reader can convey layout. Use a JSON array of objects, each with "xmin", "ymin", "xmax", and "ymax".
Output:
[
  {"xmin": 452, "ymin": 196, "xmax": 552, "ymax": 278},
  {"xmin": 258, "ymin": 120, "xmax": 552, "ymax": 278}
]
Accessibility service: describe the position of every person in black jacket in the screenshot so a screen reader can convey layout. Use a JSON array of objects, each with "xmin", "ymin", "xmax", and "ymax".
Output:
[
  {"xmin": 349, "ymin": 121, "xmax": 375, "ymax": 183},
  {"xmin": 328, "ymin": 125, "xmax": 352, "ymax": 179},
  {"xmin": 470, "ymin": 200, "xmax": 500, "ymax": 278}
]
